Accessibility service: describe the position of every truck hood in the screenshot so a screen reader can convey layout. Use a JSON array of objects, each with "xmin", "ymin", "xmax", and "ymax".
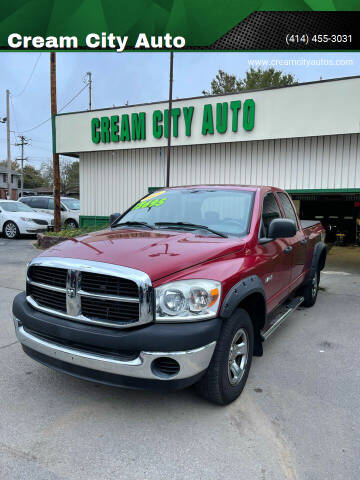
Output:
[{"xmin": 39, "ymin": 228, "xmax": 246, "ymax": 281}]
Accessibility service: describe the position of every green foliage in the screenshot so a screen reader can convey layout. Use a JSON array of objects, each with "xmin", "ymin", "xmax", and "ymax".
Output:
[
  {"xmin": 0, "ymin": 160, "xmax": 20, "ymax": 171},
  {"xmin": 203, "ymin": 67, "xmax": 298, "ymax": 95},
  {"xmin": 23, "ymin": 164, "xmax": 47, "ymax": 189},
  {"xmin": 44, "ymin": 226, "xmax": 102, "ymax": 238},
  {"xmin": 41, "ymin": 158, "xmax": 79, "ymax": 194}
]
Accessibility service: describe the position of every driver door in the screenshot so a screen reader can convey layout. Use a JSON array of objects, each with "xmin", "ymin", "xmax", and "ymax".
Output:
[{"xmin": 257, "ymin": 193, "xmax": 292, "ymax": 313}]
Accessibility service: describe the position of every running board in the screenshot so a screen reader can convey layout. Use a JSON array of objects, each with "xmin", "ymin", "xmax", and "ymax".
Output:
[{"xmin": 261, "ymin": 296, "xmax": 304, "ymax": 341}]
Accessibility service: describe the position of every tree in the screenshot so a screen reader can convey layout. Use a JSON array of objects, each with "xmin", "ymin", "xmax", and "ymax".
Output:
[
  {"xmin": 23, "ymin": 165, "xmax": 47, "ymax": 189},
  {"xmin": 202, "ymin": 67, "xmax": 298, "ymax": 95},
  {"xmin": 0, "ymin": 160, "xmax": 20, "ymax": 171},
  {"xmin": 0, "ymin": 160, "xmax": 46, "ymax": 189},
  {"xmin": 41, "ymin": 158, "xmax": 79, "ymax": 194}
]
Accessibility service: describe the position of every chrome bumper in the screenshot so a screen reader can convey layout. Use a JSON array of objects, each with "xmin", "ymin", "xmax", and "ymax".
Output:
[{"xmin": 14, "ymin": 317, "xmax": 216, "ymax": 381}]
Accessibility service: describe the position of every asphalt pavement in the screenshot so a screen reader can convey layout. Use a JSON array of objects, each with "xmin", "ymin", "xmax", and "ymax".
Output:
[{"xmin": 0, "ymin": 238, "xmax": 359, "ymax": 480}]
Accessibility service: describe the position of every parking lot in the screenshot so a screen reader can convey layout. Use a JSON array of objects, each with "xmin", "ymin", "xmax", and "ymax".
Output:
[{"xmin": 0, "ymin": 238, "xmax": 359, "ymax": 480}]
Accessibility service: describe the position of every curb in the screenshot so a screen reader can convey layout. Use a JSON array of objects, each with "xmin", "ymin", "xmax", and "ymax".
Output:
[{"xmin": 36, "ymin": 233, "xmax": 69, "ymax": 250}]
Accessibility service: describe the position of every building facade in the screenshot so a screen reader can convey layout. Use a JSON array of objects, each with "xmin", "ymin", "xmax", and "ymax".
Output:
[
  {"xmin": 0, "ymin": 167, "xmax": 20, "ymax": 200},
  {"xmin": 55, "ymin": 76, "xmax": 360, "ymax": 243}
]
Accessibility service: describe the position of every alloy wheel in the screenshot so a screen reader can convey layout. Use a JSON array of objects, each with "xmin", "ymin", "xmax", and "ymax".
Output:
[
  {"xmin": 227, "ymin": 328, "xmax": 249, "ymax": 386},
  {"xmin": 312, "ymin": 271, "xmax": 318, "ymax": 298},
  {"xmin": 5, "ymin": 222, "xmax": 17, "ymax": 239},
  {"xmin": 66, "ymin": 221, "xmax": 77, "ymax": 229}
]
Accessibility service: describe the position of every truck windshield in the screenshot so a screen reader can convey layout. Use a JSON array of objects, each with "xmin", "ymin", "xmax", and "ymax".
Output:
[{"xmin": 115, "ymin": 188, "xmax": 255, "ymax": 237}]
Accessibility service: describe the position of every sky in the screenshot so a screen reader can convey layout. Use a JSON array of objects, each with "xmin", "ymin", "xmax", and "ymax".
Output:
[{"xmin": 0, "ymin": 51, "xmax": 358, "ymax": 169}]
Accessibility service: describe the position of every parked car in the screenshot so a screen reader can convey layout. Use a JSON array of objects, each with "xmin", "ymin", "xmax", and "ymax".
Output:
[
  {"xmin": 13, "ymin": 185, "xmax": 326, "ymax": 405},
  {"xmin": 0, "ymin": 200, "xmax": 53, "ymax": 239},
  {"xmin": 19, "ymin": 196, "xmax": 80, "ymax": 229}
]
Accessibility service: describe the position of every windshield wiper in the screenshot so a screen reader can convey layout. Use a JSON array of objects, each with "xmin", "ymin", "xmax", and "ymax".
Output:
[
  {"xmin": 112, "ymin": 221, "xmax": 154, "ymax": 230},
  {"xmin": 155, "ymin": 222, "xmax": 228, "ymax": 238}
]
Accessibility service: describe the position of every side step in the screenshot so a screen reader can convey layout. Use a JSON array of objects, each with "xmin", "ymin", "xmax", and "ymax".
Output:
[{"xmin": 261, "ymin": 296, "xmax": 304, "ymax": 341}]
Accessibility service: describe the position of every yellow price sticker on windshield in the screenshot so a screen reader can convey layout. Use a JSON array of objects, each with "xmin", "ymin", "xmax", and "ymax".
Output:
[
  {"xmin": 132, "ymin": 198, "xmax": 167, "ymax": 210},
  {"xmin": 142, "ymin": 190, "xmax": 167, "ymax": 201}
]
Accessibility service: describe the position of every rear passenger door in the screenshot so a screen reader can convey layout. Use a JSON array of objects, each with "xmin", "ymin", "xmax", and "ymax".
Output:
[
  {"xmin": 258, "ymin": 193, "xmax": 293, "ymax": 313},
  {"xmin": 31, "ymin": 197, "xmax": 49, "ymax": 214},
  {"xmin": 276, "ymin": 192, "xmax": 307, "ymax": 288}
]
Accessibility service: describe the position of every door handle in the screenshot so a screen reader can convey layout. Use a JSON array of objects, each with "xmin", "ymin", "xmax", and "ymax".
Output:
[
  {"xmin": 300, "ymin": 238, "xmax": 307, "ymax": 245},
  {"xmin": 284, "ymin": 246, "xmax": 293, "ymax": 254}
]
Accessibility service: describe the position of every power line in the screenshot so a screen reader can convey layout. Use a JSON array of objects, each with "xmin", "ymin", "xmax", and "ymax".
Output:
[
  {"xmin": 12, "ymin": 53, "xmax": 42, "ymax": 98},
  {"xmin": 59, "ymin": 83, "xmax": 89, "ymax": 112},
  {"xmin": 16, "ymin": 82, "xmax": 89, "ymax": 134}
]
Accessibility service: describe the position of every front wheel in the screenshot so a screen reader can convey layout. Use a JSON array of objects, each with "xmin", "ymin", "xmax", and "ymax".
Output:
[
  {"xmin": 195, "ymin": 308, "xmax": 254, "ymax": 405},
  {"xmin": 3, "ymin": 221, "xmax": 20, "ymax": 239}
]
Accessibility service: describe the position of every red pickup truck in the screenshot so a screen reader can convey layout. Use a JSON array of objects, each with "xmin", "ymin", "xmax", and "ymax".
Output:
[{"xmin": 13, "ymin": 185, "xmax": 326, "ymax": 405}]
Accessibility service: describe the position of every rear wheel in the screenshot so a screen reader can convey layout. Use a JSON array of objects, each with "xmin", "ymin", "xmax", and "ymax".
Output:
[
  {"xmin": 195, "ymin": 308, "xmax": 254, "ymax": 405},
  {"xmin": 3, "ymin": 221, "xmax": 20, "ymax": 239},
  {"xmin": 65, "ymin": 219, "xmax": 78, "ymax": 229},
  {"xmin": 301, "ymin": 270, "xmax": 319, "ymax": 307}
]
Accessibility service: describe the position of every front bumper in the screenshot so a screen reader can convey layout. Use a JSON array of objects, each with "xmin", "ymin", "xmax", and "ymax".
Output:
[
  {"xmin": 18, "ymin": 220, "xmax": 49, "ymax": 234},
  {"xmin": 25, "ymin": 228, "xmax": 48, "ymax": 233},
  {"xmin": 13, "ymin": 293, "xmax": 221, "ymax": 390}
]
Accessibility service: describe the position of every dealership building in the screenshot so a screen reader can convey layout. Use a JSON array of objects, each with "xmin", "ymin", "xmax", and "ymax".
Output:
[{"xmin": 55, "ymin": 75, "xmax": 360, "ymax": 243}]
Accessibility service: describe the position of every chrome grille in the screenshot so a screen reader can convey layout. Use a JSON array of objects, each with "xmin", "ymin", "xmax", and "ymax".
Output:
[
  {"xmin": 26, "ymin": 258, "xmax": 153, "ymax": 329},
  {"xmin": 28, "ymin": 266, "xmax": 67, "ymax": 288},
  {"xmin": 33, "ymin": 219, "xmax": 48, "ymax": 226},
  {"xmin": 81, "ymin": 296, "xmax": 139, "ymax": 323},
  {"xmin": 27, "ymin": 283, "xmax": 67, "ymax": 312},
  {"xmin": 81, "ymin": 272, "xmax": 138, "ymax": 297}
]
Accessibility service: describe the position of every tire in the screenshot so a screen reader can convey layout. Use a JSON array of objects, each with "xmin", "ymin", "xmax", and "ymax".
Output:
[
  {"xmin": 65, "ymin": 219, "xmax": 78, "ymax": 229},
  {"xmin": 3, "ymin": 221, "xmax": 20, "ymax": 239},
  {"xmin": 300, "ymin": 270, "xmax": 320, "ymax": 308},
  {"xmin": 195, "ymin": 308, "xmax": 254, "ymax": 405}
]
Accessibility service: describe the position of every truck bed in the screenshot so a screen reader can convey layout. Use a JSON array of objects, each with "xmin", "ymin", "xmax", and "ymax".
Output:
[{"xmin": 301, "ymin": 220, "xmax": 322, "ymax": 229}]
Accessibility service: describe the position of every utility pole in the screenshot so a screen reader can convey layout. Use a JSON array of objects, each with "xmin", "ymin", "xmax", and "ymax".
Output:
[
  {"xmin": 165, "ymin": 52, "xmax": 174, "ymax": 188},
  {"xmin": 15, "ymin": 135, "xmax": 30, "ymax": 197},
  {"xmin": 50, "ymin": 52, "xmax": 61, "ymax": 232},
  {"xmin": 87, "ymin": 72, "xmax": 92, "ymax": 110},
  {"xmin": 6, "ymin": 90, "xmax": 11, "ymax": 199}
]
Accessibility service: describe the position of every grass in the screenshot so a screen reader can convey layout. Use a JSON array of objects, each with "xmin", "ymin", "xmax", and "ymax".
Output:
[{"xmin": 43, "ymin": 225, "xmax": 106, "ymax": 238}]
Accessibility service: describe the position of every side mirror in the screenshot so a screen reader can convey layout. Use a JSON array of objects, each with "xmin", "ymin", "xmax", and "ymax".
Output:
[
  {"xmin": 109, "ymin": 212, "xmax": 121, "ymax": 226},
  {"xmin": 268, "ymin": 218, "xmax": 297, "ymax": 239}
]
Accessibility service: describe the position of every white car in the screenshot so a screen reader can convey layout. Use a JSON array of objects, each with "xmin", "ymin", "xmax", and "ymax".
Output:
[
  {"xmin": 0, "ymin": 200, "xmax": 54, "ymax": 239},
  {"xmin": 19, "ymin": 196, "xmax": 80, "ymax": 229}
]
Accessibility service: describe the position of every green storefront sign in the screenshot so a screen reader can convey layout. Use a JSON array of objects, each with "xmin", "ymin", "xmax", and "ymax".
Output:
[{"xmin": 91, "ymin": 99, "xmax": 255, "ymax": 144}]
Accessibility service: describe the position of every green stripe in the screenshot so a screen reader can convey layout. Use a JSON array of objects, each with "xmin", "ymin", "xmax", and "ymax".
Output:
[{"xmin": 79, "ymin": 215, "xmax": 109, "ymax": 228}]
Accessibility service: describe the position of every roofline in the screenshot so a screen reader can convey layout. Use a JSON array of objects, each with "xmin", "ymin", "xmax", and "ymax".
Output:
[
  {"xmin": 153, "ymin": 184, "xmax": 259, "ymax": 191},
  {"xmin": 56, "ymin": 75, "xmax": 360, "ymax": 117},
  {"xmin": 0, "ymin": 168, "xmax": 21, "ymax": 175}
]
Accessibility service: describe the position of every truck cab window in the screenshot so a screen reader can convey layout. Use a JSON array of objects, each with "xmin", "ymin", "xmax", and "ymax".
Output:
[
  {"xmin": 277, "ymin": 192, "xmax": 298, "ymax": 228},
  {"xmin": 261, "ymin": 193, "xmax": 282, "ymax": 237}
]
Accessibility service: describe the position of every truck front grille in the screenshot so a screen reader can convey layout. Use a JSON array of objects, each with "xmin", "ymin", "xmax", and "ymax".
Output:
[
  {"xmin": 28, "ymin": 266, "xmax": 67, "ymax": 288},
  {"xmin": 81, "ymin": 296, "xmax": 139, "ymax": 323},
  {"xmin": 26, "ymin": 261, "xmax": 153, "ymax": 329},
  {"xmin": 27, "ymin": 283, "xmax": 67, "ymax": 312},
  {"xmin": 81, "ymin": 272, "xmax": 138, "ymax": 297}
]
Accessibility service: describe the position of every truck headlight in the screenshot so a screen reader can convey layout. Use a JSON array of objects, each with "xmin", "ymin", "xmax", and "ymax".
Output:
[{"xmin": 155, "ymin": 280, "xmax": 221, "ymax": 322}]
